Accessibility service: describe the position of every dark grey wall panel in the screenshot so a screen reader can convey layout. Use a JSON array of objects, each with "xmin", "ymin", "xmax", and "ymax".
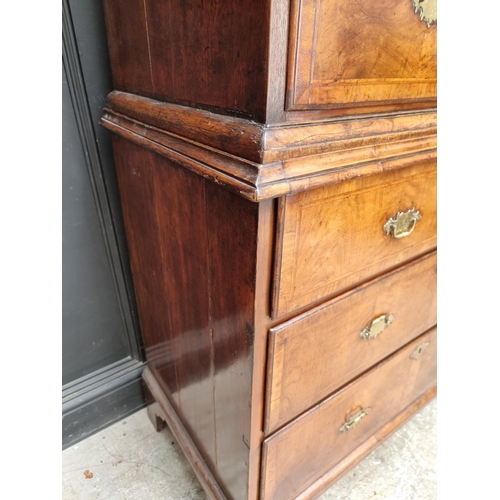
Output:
[
  {"xmin": 62, "ymin": 0, "xmax": 145, "ymax": 446},
  {"xmin": 63, "ymin": 360, "xmax": 145, "ymax": 449},
  {"xmin": 62, "ymin": 65, "xmax": 130, "ymax": 384},
  {"xmin": 68, "ymin": 0, "xmax": 132, "ymax": 282}
]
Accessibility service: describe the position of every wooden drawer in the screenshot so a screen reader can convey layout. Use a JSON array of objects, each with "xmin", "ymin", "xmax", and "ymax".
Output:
[
  {"xmin": 265, "ymin": 251, "xmax": 436, "ymax": 434},
  {"xmin": 260, "ymin": 327, "xmax": 437, "ymax": 500},
  {"xmin": 287, "ymin": 0, "xmax": 436, "ymax": 112},
  {"xmin": 273, "ymin": 159, "xmax": 436, "ymax": 317}
]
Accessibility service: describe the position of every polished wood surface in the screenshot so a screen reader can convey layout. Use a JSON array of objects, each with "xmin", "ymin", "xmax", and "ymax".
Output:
[
  {"xmin": 112, "ymin": 135, "xmax": 271, "ymax": 500},
  {"xmin": 114, "ymin": 134, "xmax": 216, "ymax": 466},
  {"xmin": 105, "ymin": 91, "xmax": 265, "ymax": 163},
  {"xmin": 274, "ymin": 159, "xmax": 437, "ymax": 317},
  {"xmin": 247, "ymin": 199, "xmax": 276, "ymax": 500},
  {"xmin": 104, "ymin": 91, "xmax": 437, "ymax": 164},
  {"xmin": 103, "ymin": 0, "xmax": 436, "ymax": 121},
  {"xmin": 101, "ymin": 92, "xmax": 436, "ymax": 202},
  {"xmin": 111, "ymin": 135, "xmax": 181, "ymax": 403},
  {"xmin": 204, "ymin": 180, "xmax": 259, "ymax": 500},
  {"xmin": 103, "ymin": 0, "xmax": 271, "ymax": 122},
  {"xmin": 266, "ymin": 251, "xmax": 436, "ymax": 434},
  {"xmin": 144, "ymin": 368, "xmax": 228, "ymax": 500},
  {"xmin": 294, "ymin": 386, "xmax": 437, "ymax": 500},
  {"xmin": 263, "ymin": 112, "xmax": 436, "ymax": 163},
  {"xmin": 261, "ymin": 328, "xmax": 437, "ymax": 500},
  {"xmin": 101, "ymin": 1, "xmax": 438, "ymax": 498},
  {"xmin": 288, "ymin": 0, "xmax": 436, "ymax": 111}
]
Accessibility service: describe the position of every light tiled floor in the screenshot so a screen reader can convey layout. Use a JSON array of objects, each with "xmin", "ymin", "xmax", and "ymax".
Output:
[{"xmin": 62, "ymin": 399, "xmax": 436, "ymax": 500}]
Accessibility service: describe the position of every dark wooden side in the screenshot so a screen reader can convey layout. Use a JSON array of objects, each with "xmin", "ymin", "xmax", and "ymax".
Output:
[
  {"xmin": 111, "ymin": 135, "xmax": 272, "ymax": 500},
  {"xmin": 103, "ymin": 0, "xmax": 272, "ymax": 122},
  {"xmin": 144, "ymin": 368, "xmax": 229, "ymax": 500}
]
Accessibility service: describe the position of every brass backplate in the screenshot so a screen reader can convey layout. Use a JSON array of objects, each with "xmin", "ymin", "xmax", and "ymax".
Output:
[
  {"xmin": 360, "ymin": 314, "xmax": 394, "ymax": 340},
  {"xmin": 383, "ymin": 207, "xmax": 422, "ymax": 239},
  {"xmin": 340, "ymin": 407, "xmax": 371, "ymax": 433},
  {"xmin": 412, "ymin": 0, "xmax": 437, "ymax": 27}
]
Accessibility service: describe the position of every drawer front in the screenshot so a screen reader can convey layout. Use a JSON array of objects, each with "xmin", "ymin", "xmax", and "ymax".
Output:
[
  {"xmin": 265, "ymin": 251, "xmax": 436, "ymax": 434},
  {"xmin": 287, "ymin": 0, "xmax": 436, "ymax": 111},
  {"xmin": 274, "ymin": 160, "xmax": 436, "ymax": 317},
  {"xmin": 260, "ymin": 328, "xmax": 437, "ymax": 500}
]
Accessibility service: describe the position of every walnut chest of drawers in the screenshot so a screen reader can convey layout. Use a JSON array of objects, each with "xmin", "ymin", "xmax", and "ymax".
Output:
[{"xmin": 101, "ymin": 0, "xmax": 437, "ymax": 498}]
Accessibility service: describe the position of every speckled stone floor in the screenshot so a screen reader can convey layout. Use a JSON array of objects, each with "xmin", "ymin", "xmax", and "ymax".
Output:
[{"xmin": 62, "ymin": 399, "xmax": 436, "ymax": 500}]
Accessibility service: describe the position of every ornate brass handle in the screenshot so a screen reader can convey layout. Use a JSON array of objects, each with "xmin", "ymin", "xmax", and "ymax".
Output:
[
  {"xmin": 412, "ymin": 0, "xmax": 437, "ymax": 28},
  {"xmin": 360, "ymin": 314, "xmax": 394, "ymax": 340},
  {"xmin": 410, "ymin": 341, "xmax": 430, "ymax": 360},
  {"xmin": 340, "ymin": 407, "xmax": 371, "ymax": 433},
  {"xmin": 383, "ymin": 208, "xmax": 421, "ymax": 239}
]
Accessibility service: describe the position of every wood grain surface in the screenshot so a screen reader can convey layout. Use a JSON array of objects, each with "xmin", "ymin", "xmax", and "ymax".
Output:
[
  {"xmin": 261, "ymin": 327, "xmax": 437, "ymax": 500},
  {"xmin": 101, "ymin": 1, "xmax": 439, "ymax": 498},
  {"xmin": 274, "ymin": 159, "xmax": 437, "ymax": 317},
  {"xmin": 104, "ymin": 91, "xmax": 436, "ymax": 164},
  {"xmin": 111, "ymin": 136, "xmax": 271, "ymax": 500},
  {"xmin": 288, "ymin": 0, "xmax": 437, "ymax": 111},
  {"xmin": 265, "ymin": 251, "xmax": 436, "ymax": 434},
  {"xmin": 143, "ymin": 369, "xmax": 229, "ymax": 500},
  {"xmin": 101, "ymin": 92, "xmax": 436, "ymax": 202},
  {"xmin": 294, "ymin": 385, "xmax": 437, "ymax": 500},
  {"xmin": 103, "ymin": 0, "xmax": 271, "ymax": 121}
]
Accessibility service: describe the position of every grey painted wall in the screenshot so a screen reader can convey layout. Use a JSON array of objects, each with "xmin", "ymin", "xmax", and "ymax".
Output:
[
  {"xmin": 62, "ymin": 64, "xmax": 130, "ymax": 382},
  {"xmin": 62, "ymin": 0, "xmax": 145, "ymax": 448}
]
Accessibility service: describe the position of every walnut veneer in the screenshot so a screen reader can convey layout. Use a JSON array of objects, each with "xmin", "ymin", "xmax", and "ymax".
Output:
[{"xmin": 101, "ymin": 1, "xmax": 437, "ymax": 498}]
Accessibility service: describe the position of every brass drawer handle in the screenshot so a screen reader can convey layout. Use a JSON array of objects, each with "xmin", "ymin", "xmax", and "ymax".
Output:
[
  {"xmin": 412, "ymin": 0, "xmax": 437, "ymax": 28},
  {"xmin": 360, "ymin": 313, "xmax": 394, "ymax": 340},
  {"xmin": 383, "ymin": 208, "xmax": 421, "ymax": 239},
  {"xmin": 340, "ymin": 407, "xmax": 371, "ymax": 433},
  {"xmin": 410, "ymin": 341, "xmax": 430, "ymax": 360}
]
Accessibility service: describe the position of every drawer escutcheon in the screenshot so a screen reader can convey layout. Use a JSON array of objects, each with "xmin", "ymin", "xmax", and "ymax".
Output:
[
  {"xmin": 410, "ymin": 341, "xmax": 430, "ymax": 360},
  {"xmin": 360, "ymin": 313, "xmax": 395, "ymax": 340},
  {"xmin": 383, "ymin": 208, "xmax": 422, "ymax": 239},
  {"xmin": 339, "ymin": 407, "xmax": 371, "ymax": 433}
]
